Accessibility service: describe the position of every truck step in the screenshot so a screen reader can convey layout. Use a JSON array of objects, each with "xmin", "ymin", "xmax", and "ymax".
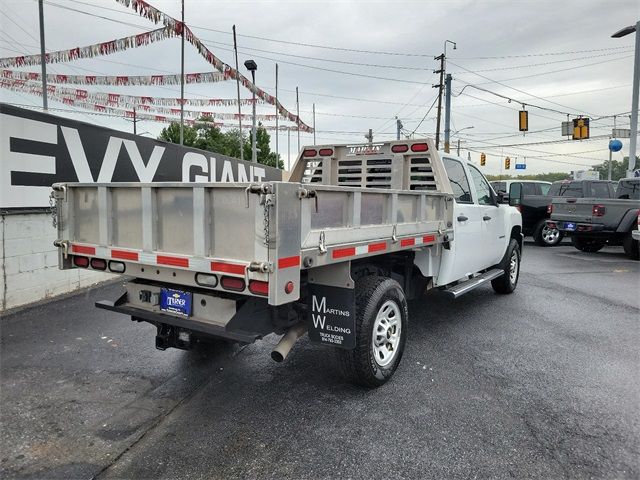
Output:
[{"xmin": 443, "ymin": 268, "xmax": 504, "ymax": 299}]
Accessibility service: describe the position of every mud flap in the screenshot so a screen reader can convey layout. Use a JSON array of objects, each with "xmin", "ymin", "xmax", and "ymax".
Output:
[{"xmin": 307, "ymin": 284, "xmax": 356, "ymax": 349}]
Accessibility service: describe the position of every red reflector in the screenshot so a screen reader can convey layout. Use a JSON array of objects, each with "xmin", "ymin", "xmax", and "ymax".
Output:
[
  {"xmin": 248, "ymin": 280, "xmax": 269, "ymax": 296},
  {"xmin": 90, "ymin": 258, "xmax": 107, "ymax": 270},
  {"xmin": 318, "ymin": 148, "xmax": 333, "ymax": 156},
  {"xmin": 72, "ymin": 244, "xmax": 95, "ymax": 255},
  {"xmin": 547, "ymin": 204, "xmax": 553, "ymax": 214},
  {"xmin": 368, "ymin": 242, "xmax": 386, "ymax": 253},
  {"xmin": 391, "ymin": 144, "xmax": 409, "ymax": 153},
  {"xmin": 111, "ymin": 249, "xmax": 139, "ymax": 261},
  {"xmin": 211, "ymin": 261, "xmax": 245, "ymax": 275},
  {"xmin": 423, "ymin": 234, "xmax": 436, "ymax": 243},
  {"xmin": 303, "ymin": 149, "xmax": 317, "ymax": 157},
  {"xmin": 284, "ymin": 281, "xmax": 294, "ymax": 294},
  {"xmin": 73, "ymin": 256, "xmax": 89, "ymax": 268},
  {"xmin": 278, "ymin": 256, "xmax": 300, "ymax": 269},
  {"xmin": 221, "ymin": 276, "xmax": 245, "ymax": 292},
  {"xmin": 411, "ymin": 143, "xmax": 428, "ymax": 152},
  {"xmin": 592, "ymin": 205, "xmax": 606, "ymax": 217},
  {"xmin": 332, "ymin": 247, "xmax": 355, "ymax": 259},
  {"xmin": 157, "ymin": 255, "xmax": 189, "ymax": 268},
  {"xmin": 400, "ymin": 238, "xmax": 415, "ymax": 247}
]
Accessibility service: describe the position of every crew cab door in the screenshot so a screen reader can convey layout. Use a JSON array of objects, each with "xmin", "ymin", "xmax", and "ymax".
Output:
[
  {"xmin": 467, "ymin": 164, "xmax": 505, "ymax": 265},
  {"xmin": 435, "ymin": 157, "xmax": 484, "ymax": 286}
]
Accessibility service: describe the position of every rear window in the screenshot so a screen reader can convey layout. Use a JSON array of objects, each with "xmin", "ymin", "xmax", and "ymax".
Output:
[
  {"xmin": 521, "ymin": 183, "xmax": 538, "ymax": 195},
  {"xmin": 590, "ymin": 182, "xmax": 612, "ymax": 198},
  {"xmin": 540, "ymin": 183, "xmax": 551, "ymax": 195},
  {"xmin": 559, "ymin": 182, "xmax": 583, "ymax": 197},
  {"xmin": 616, "ymin": 180, "xmax": 640, "ymax": 200}
]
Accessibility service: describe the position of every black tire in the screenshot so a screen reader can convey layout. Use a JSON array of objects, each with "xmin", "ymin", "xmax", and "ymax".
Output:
[
  {"xmin": 571, "ymin": 236, "xmax": 605, "ymax": 253},
  {"xmin": 491, "ymin": 238, "xmax": 520, "ymax": 294},
  {"xmin": 533, "ymin": 219, "xmax": 563, "ymax": 247},
  {"xmin": 622, "ymin": 232, "xmax": 639, "ymax": 260},
  {"xmin": 336, "ymin": 276, "xmax": 408, "ymax": 388}
]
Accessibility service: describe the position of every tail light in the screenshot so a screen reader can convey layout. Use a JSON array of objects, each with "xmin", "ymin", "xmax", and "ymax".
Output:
[
  {"xmin": 547, "ymin": 204, "xmax": 553, "ymax": 214},
  {"xmin": 195, "ymin": 273, "xmax": 218, "ymax": 287},
  {"xmin": 90, "ymin": 258, "xmax": 107, "ymax": 270},
  {"xmin": 411, "ymin": 143, "xmax": 428, "ymax": 152},
  {"xmin": 577, "ymin": 225, "xmax": 593, "ymax": 232},
  {"xmin": 303, "ymin": 149, "xmax": 317, "ymax": 157},
  {"xmin": 592, "ymin": 205, "xmax": 606, "ymax": 217},
  {"xmin": 73, "ymin": 256, "xmax": 89, "ymax": 268},
  {"xmin": 546, "ymin": 221, "xmax": 557, "ymax": 229},
  {"xmin": 248, "ymin": 280, "xmax": 269, "ymax": 296},
  {"xmin": 318, "ymin": 148, "xmax": 333, "ymax": 156},
  {"xmin": 221, "ymin": 276, "xmax": 245, "ymax": 292},
  {"xmin": 391, "ymin": 144, "xmax": 409, "ymax": 153}
]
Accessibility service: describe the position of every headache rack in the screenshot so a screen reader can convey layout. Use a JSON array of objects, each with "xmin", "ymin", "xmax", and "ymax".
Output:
[{"xmin": 53, "ymin": 139, "xmax": 454, "ymax": 306}]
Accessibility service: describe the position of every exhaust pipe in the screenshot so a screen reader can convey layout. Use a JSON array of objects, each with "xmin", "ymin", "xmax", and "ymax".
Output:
[{"xmin": 271, "ymin": 323, "xmax": 307, "ymax": 363}]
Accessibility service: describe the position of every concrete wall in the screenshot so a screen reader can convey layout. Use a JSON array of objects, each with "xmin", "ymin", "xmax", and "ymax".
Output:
[{"xmin": 1, "ymin": 211, "xmax": 112, "ymax": 311}]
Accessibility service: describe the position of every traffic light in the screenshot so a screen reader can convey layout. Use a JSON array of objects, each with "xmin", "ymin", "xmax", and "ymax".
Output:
[
  {"xmin": 519, "ymin": 110, "xmax": 528, "ymax": 132},
  {"xmin": 572, "ymin": 117, "xmax": 590, "ymax": 140},
  {"xmin": 505, "ymin": 157, "xmax": 511, "ymax": 170},
  {"xmin": 480, "ymin": 153, "xmax": 486, "ymax": 166}
]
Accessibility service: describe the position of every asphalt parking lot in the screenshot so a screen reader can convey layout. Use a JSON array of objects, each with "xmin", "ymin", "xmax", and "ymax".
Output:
[{"xmin": 1, "ymin": 240, "xmax": 639, "ymax": 480}]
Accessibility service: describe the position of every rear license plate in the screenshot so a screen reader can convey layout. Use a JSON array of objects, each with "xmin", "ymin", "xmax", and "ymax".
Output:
[
  {"xmin": 564, "ymin": 222, "xmax": 576, "ymax": 231},
  {"xmin": 160, "ymin": 288, "xmax": 192, "ymax": 316}
]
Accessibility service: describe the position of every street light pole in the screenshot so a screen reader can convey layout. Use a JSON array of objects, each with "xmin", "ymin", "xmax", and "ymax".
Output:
[
  {"xmin": 38, "ymin": 0, "xmax": 47, "ymax": 110},
  {"xmin": 244, "ymin": 60, "xmax": 258, "ymax": 163},
  {"xmin": 612, "ymin": 21, "xmax": 639, "ymax": 177}
]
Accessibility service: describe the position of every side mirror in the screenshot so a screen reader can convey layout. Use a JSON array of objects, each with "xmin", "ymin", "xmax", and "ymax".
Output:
[
  {"xmin": 496, "ymin": 191, "xmax": 506, "ymax": 204},
  {"xmin": 509, "ymin": 182, "xmax": 522, "ymax": 207}
]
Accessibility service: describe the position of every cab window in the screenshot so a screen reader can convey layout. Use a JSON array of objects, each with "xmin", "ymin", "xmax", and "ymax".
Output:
[
  {"xmin": 539, "ymin": 183, "xmax": 551, "ymax": 195},
  {"xmin": 521, "ymin": 182, "xmax": 538, "ymax": 196},
  {"xmin": 467, "ymin": 165, "xmax": 493, "ymax": 205},
  {"xmin": 442, "ymin": 158, "xmax": 472, "ymax": 204},
  {"xmin": 590, "ymin": 182, "xmax": 611, "ymax": 198}
]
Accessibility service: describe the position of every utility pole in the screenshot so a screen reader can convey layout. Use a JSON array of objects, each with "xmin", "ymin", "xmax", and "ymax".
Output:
[
  {"xmin": 296, "ymin": 86, "xmax": 300, "ymax": 153},
  {"xmin": 457, "ymin": 138, "xmax": 460, "ymax": 156},
  {"xmin": 396, "ymin": 117, "xmax": 403, "ymax": 140},
  {"xmin": 433, "ymin": 54, "xmax": 445, "ymax": 150},
  {"xmin": 179, "ymin": 0, "xmax": 184, "ymax": 145},
  {"xmin": 38, "ymin": 0, "xmax": 47, "ymax": 110},
  {"xmin": 133, "ymin": 107, "xmax": 137, "ymax": 135},
  {"xmin": 365, "ymin": 129, "xmax": 373, "ymax": 144},
  {"xmin": 444, "ymin": 74, "xmax": 452, "ymax": 153},
  {"xmin": 275, "ymin": 63, "xmax": 279, "ymax": 159},
  {"xmin": 630, "ymin": 21, "xmax": 640, "ymax": 176},
  {"xmin": 312, "ymin": 103, "xmax": 316, "ymax": 144},
  {"xmin": 287, "ymin": 128, "xmax": 291, "ymax": 171},
  {"xmin": 232, "ymin": 25, "xmax": 244, "ymax": 160}
]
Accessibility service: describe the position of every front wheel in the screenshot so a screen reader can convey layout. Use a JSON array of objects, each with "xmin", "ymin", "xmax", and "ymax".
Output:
[
  {"xmin": 336, "ymin": 276, "xmax": 408, "ymax": 388},
  {"xmin": 491, "ymin": 238, "xmax": 520, "ymax": 294},
  {"xmin": 533, "ymin": 219, "xmax": 563, "ymax": 246},
  {"xmin": 571, "ymin": 236, "xmax": 605, "ymax": 253}
]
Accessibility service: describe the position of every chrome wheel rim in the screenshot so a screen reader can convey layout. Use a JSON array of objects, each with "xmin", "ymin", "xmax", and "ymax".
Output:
[
  {"xmin": 542, "ymin": 225, "xmax": 560, "ymax": 244},
  {"xmin": 509, "ymin": 250, "xmax": 519, "ymax": 285},
  {"xmin": 372, "ymin": 300, "xmax": 402, "ymax": 367}
]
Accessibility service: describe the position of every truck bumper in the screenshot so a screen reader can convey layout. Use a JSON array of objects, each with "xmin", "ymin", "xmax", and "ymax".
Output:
[{"xmin": 546, "ymin": 220, "xmax": 604, "ymax": 234}]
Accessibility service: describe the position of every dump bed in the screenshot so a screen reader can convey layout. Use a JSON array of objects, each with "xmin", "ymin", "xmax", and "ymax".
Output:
[{"xmin": 53, "ymin": 139, "xmax": 454, "ymax": 306}]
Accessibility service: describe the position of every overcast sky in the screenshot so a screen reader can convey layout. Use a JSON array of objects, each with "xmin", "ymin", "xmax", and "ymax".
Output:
[{"xmin": 0, "ymin": 0, "xmax": 638, "ymax": 174}]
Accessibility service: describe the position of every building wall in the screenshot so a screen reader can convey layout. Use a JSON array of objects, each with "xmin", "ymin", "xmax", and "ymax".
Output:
[{"xmin": 1, "ymin": 211, "xmax": 113, "ymax": 311}]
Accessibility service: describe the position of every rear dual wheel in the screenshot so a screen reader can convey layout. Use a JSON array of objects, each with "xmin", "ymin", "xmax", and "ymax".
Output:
[{"xmin": 337, "ymin": 276, "xmax": 408, "ymax": 388}]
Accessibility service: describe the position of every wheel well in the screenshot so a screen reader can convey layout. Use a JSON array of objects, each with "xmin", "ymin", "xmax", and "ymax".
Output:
[{"xmin": 511, "ymin": 225, "xmax": 523, "ymax": 251}]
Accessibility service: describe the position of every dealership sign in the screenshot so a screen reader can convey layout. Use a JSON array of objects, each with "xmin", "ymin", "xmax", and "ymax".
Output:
[{"xmin": 0, "ymin": 103, "xmax": 281, "ymax": 209}]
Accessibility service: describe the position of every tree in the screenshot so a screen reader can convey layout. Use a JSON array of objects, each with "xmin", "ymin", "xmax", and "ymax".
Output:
[
  {"xmin": 486, "ymin": 172, "xmax": 571, "ymax": 182},
  {"xmin": 592, "ymin": 156, "xmax": 630, "ymax": 182},
  {"xmin": 158, "ymin": 119, "xmax": 283, "ymax": 169}
]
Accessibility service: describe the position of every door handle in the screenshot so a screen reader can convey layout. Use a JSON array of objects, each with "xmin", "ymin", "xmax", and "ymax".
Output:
[
  {"xmin": 457, "ymin": 215, "xmax": 468, "ymax": 222},
  {"xmin": 483, "ymin": 215, "xmax": 492, "ymax": 221}
]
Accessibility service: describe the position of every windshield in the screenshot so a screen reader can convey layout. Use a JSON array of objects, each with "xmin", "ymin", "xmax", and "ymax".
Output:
[{"xmin": 616, "ymin": 180, "xmax": 640, "ymax": 200}]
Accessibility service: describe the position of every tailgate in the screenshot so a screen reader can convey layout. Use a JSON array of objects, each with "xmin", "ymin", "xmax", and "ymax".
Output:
[{"xmin": 551, "ymin": 198, "xmax": 593, "ymax": 223}]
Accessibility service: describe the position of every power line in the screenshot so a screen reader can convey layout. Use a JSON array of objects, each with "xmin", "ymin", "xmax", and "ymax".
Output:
[
  {"xmin": 450, "ymin": 45, "xmax": 634, "ymax": 60},
  {"xmin": 411, "ymin": 95, "xmax": 439, "ymax": 136}
]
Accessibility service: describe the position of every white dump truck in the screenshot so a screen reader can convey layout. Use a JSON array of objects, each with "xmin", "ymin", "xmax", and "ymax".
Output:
[{"xmin": 52, "ymin": 138, "xmax": 522, "ymax": 387}]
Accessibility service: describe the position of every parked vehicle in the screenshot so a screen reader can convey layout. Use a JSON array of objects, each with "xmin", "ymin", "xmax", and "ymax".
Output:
[
  {"xmin": 546, "ymin": 178, "xmax": 640, "ymax": 260},
  {"xmin": 506, "ymin": 179, "xmax": 618, "ymax": 247},
  {"xmin": 52, "ymin": 139, "xmax": 522, "ymax": 387}
]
